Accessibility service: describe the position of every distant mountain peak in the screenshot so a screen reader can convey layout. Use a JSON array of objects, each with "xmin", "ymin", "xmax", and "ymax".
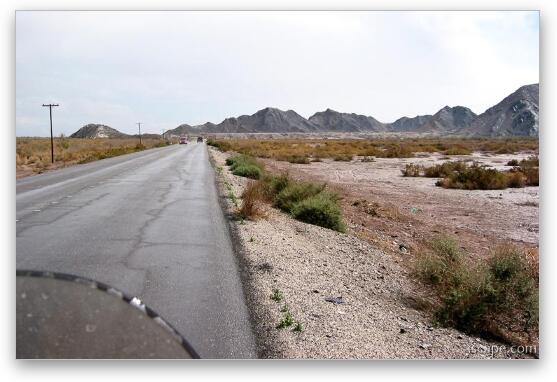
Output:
[{"xmin": 467, "ymin": 83, "xmax": 539, "ymax": 137}]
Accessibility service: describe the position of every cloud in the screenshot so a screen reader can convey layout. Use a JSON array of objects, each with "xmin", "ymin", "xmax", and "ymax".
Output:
[{"xmin": 16, "ymin": 11, "xmax": 539, "ymax": 136}]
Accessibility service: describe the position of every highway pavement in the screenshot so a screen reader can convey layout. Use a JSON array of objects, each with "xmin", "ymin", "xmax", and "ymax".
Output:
[{"xmin": 16, "ymin": 142, "xmax": 257, "ymax": 358}]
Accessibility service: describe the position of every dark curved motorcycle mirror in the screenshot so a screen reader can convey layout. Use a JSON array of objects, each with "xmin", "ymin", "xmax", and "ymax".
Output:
[{"xmin": 16, "ymin": 270, "xmax": 200, "ymax": 359}]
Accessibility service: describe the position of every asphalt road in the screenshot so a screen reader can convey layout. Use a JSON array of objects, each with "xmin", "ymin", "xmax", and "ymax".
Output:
[{"xmin": 16, "ymin": 143, "xmax": 257, "ymax": 359}]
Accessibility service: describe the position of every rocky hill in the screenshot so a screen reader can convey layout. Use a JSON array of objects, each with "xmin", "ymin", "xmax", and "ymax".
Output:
[
  {"xmin": 308, "ymin": 109, "xmax": 386, "ymax": 132},
  {"xmin": 165, "ymin": 83, "xmax": 539, "ymax": 137},
  {"xmin": 70, "ymin": 124, "xmax": 129, "ymax": 138},
  {"xmin": 465, "ymin": 84, "xmax": 539, "ymax": 137},
  {"xmin": 415, "ymin": 106, "xmax": 477, "ymax": 133},
  {"xmin": 390, "ymin": 114, "xmax": 433, "ymax": 132}
]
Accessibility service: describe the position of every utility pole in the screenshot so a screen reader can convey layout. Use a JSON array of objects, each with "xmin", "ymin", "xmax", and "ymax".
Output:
[
  {"xmin": 137, "ymin": 122, "xmax": 142, "ymax": 145},
  {"xmin": 42, "ymin": 103, "xmax": 59, "ymax": 163}
]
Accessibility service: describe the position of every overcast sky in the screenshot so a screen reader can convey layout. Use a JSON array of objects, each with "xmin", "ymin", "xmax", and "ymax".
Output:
[{"xmin": 16, "ymin": 11, "xmax": 539, "ymax": 136}]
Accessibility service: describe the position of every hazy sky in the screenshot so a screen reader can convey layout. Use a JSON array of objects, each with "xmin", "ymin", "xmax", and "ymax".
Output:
[{"xmin": 16, "ymin": 11, "xmax": 539, "ymax": 136}]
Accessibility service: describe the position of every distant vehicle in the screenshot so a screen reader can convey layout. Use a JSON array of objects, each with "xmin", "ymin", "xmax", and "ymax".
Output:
[
  {"xmin": 197, "ymin": 137, "xmax": 203, "ymax": 143},
  {"xmin": 179, "ymin": 137, "xmax": 187, "ymax": 144}
]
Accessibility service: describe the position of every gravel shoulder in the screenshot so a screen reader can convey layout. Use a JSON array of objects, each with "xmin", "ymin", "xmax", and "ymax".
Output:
[{"xmin": 209, "ymin": 147, "xmax": 529, "ymax": 359}]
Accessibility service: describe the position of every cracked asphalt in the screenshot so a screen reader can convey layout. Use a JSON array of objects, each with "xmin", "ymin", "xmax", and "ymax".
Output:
[{"xmin": 16, "ymin": 142, "xmax": 257, "ymax": 359}]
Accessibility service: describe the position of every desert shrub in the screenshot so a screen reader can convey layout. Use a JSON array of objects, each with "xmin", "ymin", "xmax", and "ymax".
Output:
[
  {"xmin": 253, "ymin": 172, "xmax": 346, "ymax": 232},
  {"xmin": 226, "ymin": 154, "xmax": 264, "ymax": 179},
  {"xmin": 361, "ymin": 156, "xmax": 375, "ymax": 162},
  {"xmin": 239, "ymin": 180, "xmax": 267, "ymax": 219},
  {"xmin": 414, "ymin": 238, "xmax": 538, "ymax": 341},
  {"xmin": 514, "ymin": 156, "xmax": 539, "ymax": 186},
  {"xmin": 401, "ymin": 163, "xmax": 423, "ymax": 177},
  {"xmin": 383, "ymin": 143, "xmax": 414, "ymax": 158},
  {"xmin": 78, "ymin": 145, "xmax": 147, "ymax": 163},
  {"xmin": 415, "ymin": 236, "xmax": 462, "ymax": 286},
  {"xmin": 520, "ymin": 166, "xmax": 539, "ymax": 186},
  {"xmin": 520, "ymin": 155, "xmax": 539, "ymax": 167},
  {"xmin": 415, "ymin": 253, "xmax": 449, "ymax": 285},
  {"xmin": 274, "ymin": 181, "xmax": 325, "ymax": 212},
  {"xmin": 268, "ymin": 173, "xmax": 290, "ymax": 195},
  {"xmin": 58, "ymin": 134, "xmax": 70, "ymax": 149},
  {"xmin": 489, "ymin": 246, "xmax": 526, "ymax": 282},
  {"xmin": 232, "ymin": 164, "xmax": 262, "ymax": 179},
  {"xmin": 333, "ymin": 154, "xmax": 353, "ymax": 162},
  {"xmin": 423, "ymin": 161, "xmax": 469, "ymax": 178},
  {"xmin": 444, "ymin": 146, "xmax": 472, "ymax": 155},
  {"xmin": 154, "ymin": 140, "xmax": 171, "ymax": 148},
  {"xmin": 290, "ymin": 192, "xmax": 346, "ymax": 232},
  {"xmin": 507, "ymin": 159, "xmax": 520, "ymax": 166},
  {"xmin": 207, "ymin": 139, "xmax": 232, "ymax": 151},
  {"xmin": 285, "ymin": 155, "xmax": 311, "ymax": 164},
  {"xmin": 431, "ymin": 235, "xmax": 462, "ymax": 262},
  {"xmin": 505, "ymin": 171, "xmax": 526, "ymax": 188},
  {"xmin": 437, "ymin": 165, "xmax": 508, "ymax": 190},
  {"xmin": 226, "ymin": 154, "xmax": 258, "ymax": 170}
]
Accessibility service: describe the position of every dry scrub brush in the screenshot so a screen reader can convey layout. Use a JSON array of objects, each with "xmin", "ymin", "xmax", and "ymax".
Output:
[
  {"xmin": 208, "ymin": 137, "xmax": 538, "ymax": 162},
  {"xmin": 17, "ymin": 137, "xmax": 170, "ymax": 174},
  {"xmin": 414, "ymin": 236, "xmax": 538, "ymax": 346}
]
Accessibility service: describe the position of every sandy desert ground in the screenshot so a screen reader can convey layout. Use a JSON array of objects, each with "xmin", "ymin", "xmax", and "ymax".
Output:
[{"xmin": 262, "ymin": 152, "xmax": 539, "ymax": 260}]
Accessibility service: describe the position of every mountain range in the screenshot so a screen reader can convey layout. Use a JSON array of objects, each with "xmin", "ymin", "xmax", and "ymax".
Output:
[{"xmin": 71, "ymin": 84, "xmax": 539, "ymax": 138}]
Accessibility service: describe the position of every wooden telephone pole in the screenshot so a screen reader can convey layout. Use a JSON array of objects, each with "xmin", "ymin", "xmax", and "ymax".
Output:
[
  {"xmin": 137, "ymin": 122, "xmax": 142, "ymax": 145},
  {"xmin": 42, "ymin": 104, "xmax": 59, "ymax": 163}
]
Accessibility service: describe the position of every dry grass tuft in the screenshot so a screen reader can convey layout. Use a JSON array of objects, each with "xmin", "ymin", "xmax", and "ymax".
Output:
[{"xmin": 239, "ymin": 180, "xmax": 268, "ymax": 220}]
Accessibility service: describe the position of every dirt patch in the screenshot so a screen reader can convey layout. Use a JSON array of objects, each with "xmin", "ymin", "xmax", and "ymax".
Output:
[
  {"xmin": 210, "ymin": 147, "xmax": 531, "ymax": 359},
  {"xmin": 261, "ymin": 152, "xmax": 539, "ymax": 261}
]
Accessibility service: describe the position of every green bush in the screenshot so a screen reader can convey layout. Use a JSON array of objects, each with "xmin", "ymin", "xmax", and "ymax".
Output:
[
  {"xmin": 225, "ymin": 155, "xmax": 346, "ymax": 232},
  {"xmin": 274, "ymin": 181, "xmax": 325, "ymax": 212},
  {"xmin": 232, "ymin": 164, "xmax": 262, "ymax": 179},
  {"xmin": 290, "ymin": 192, "xmax": 346, "ymax": 232},
  {"xmin": 226, "ymin": 154, "xmax": 264, "ymax": 179},
  {"xmin": 415, "ymin": 253, "xmax": 448, "ymax": 285},
  {"xmin": 423, "ymin": 161, "xmax": 469, "ymax": 178},
  {"xmin": 268, "ymin": 173, "xmax": 290, "ymax": 195},
  {"xmin": 437, "ymin": 164, "xmax": 508, "ymax": 190},
  {"xmin": 489, "ymin": 246, "xmax": 525, "ymax": 282},
  {"xmin": 226, "ymin": 154, "xmax": 259, "ymax": 170},
  {"xmin": 414, "ymin": 238, "xmax": 538, "ymax": 340},
  {"xmin": 431, "ymin": 235, "xmax": 462, "ymax": 263}
]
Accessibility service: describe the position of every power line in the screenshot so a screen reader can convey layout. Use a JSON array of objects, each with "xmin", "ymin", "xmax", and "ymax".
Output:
[{"xmin": 42, "ymin": 104, "xmax": 59, "ymax": 163}]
